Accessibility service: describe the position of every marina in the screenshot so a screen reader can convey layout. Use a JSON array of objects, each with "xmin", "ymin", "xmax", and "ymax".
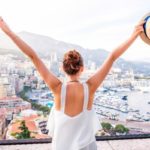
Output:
[
  {"xmin": 94, "ymin": 88, "xmax": 150, "ymax": 122},
  {"xmin": 28, "ymin": 86, "xmax": 150, "ymax": 122}
]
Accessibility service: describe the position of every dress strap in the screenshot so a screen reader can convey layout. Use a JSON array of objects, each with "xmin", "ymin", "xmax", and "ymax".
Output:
[
  {"xmin": 60, "ymin": 83, "xmax": 67, "ymax": 112},
  {"xmin": 83, "ymin": 82, "xmax": 89, "ymax": 110}
]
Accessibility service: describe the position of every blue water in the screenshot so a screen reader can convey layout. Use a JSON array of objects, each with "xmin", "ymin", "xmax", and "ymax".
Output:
[{"xmin": 46, "ymin": 101, "xmax": 54, "ymax": 108}]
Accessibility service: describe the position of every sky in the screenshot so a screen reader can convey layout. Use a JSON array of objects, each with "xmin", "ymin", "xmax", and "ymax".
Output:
[{"xmin": 0, "ymin": 0, "xmax": 150, "ymax": 61}]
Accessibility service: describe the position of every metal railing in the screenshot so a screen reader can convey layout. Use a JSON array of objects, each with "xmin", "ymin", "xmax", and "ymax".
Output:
[{"xmin": 0, "ymin": 134, "xmax": 150, "ymax": 145}]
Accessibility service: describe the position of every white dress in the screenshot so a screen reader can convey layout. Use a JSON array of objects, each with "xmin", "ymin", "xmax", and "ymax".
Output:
[{"xmin": 49, "ymin": 82, "xmax": 101, "ymax": 150}]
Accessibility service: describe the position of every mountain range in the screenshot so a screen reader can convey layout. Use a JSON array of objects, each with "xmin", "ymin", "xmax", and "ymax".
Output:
[{"xmin": 0, "ymin": 31, "xmax": 150, "ymax": 75}]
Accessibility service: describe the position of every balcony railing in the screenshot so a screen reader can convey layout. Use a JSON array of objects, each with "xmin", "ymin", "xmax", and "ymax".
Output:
[{"xmin": 0, "ymin": 134, "xmax": 150, "ymax": 145}]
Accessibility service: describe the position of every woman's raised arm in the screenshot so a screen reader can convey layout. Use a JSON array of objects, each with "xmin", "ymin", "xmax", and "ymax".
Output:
[
  {"xmin": 87, "ymin": 21, "xmax": 144, "ymax": 93},
  {"xmin": 0, "ymin": 17, "xmax": 62, "ymax": 93}
]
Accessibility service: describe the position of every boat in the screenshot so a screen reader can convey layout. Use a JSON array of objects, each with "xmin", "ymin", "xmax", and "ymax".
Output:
[
  {"xmin": 126, "ymin": 116, "xmax": 144, "ymax": 122},
  {"xmin": 95, "ymin": 109, "xmax": 119, "ymax": 121},
  {"xmin": 139, "ymin": 87, "xmax": 150, "ymax": 93},
  {"xmin": 128, "ymin": 108, "xmax": 140, "ymax": 112},
  {"xmin": 122, "ymin": 95, "xmax": 128, "ymax": 101},
  {"xmin": 111, "ymin": 87, "xmax": 131, "ymax": 92},
  {"xmin": 94, "ymin": 102, "xmax": 129, "ymax": 113},
  {"xmin": 142, "ymin": 115, "xmax": 150, "ymax": 121},
  {"xmin": 94, "ymin": 92, "xmax": 129, "ymax": 113}
]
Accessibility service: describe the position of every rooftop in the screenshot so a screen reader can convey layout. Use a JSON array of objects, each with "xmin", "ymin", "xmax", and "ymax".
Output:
[
  {"xmin": 0, "ymin": 138, "xmax": 150, "ymax": 150},
  {"xmin": 0, "ymin": 96, "xmax": 21, "ymax": 101}
]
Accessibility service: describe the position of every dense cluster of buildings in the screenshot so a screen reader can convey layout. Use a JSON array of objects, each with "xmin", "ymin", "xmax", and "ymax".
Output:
[
  {"xmin": 0, "ymin": 53, "xmax": 150, "ymax": 140},
  {"xmin": 0, "ymin": 96, "xmax": 31, "ymax": 139},
  {"xmin": 6, "ymin": 109, "xmax": 49, "ymax": 139},
  {"xmin": 0, "ymin": 54, "xmax": 58, "ymax": 139}
]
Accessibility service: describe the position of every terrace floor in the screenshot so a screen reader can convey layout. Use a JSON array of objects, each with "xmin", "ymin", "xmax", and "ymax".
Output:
[{"xmin": 0, "ymin": 138, "xmax": 150, "ymax": 150}]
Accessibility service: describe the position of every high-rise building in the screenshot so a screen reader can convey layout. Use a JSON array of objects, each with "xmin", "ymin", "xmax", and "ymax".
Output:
[
  {"xmin": 49, "ymin": 52, "xmax": 59, "ymax": 76},
  {"xmin": 0, "ymin": 84, "xmax": 7, "ymax": 98},
  {"xmin": 0, "ymin": 108, "xmax": 7, "ymax": 138}
]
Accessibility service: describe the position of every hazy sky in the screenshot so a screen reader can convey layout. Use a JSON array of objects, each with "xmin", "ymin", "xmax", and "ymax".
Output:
[{"xmin": 0, "ymin": 0, "xmax": 150, "ymax": 61}]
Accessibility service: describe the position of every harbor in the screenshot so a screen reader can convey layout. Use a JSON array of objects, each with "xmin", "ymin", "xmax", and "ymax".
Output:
[
  {"xmin": 28, "ymin": 85, "xmax": 150, "ymax": 123},
  {"xmin": 94, "ymin": 87, "xmax": 150, "ymax": 123}
]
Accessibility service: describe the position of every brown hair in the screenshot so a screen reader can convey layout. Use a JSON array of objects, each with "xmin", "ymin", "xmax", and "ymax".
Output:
[{"xmin": 63, "ymin": 50, "xmax": 83, "ymax": 75}]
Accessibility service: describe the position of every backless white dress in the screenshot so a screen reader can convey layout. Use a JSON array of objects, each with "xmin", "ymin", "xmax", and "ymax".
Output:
[{"xmin": 49, "ymin": 82, "xmax": 101, "ymax": 150}]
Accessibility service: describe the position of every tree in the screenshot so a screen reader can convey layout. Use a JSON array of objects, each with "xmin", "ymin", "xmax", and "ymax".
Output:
[
  {"xmin": 18, "ymin": 88, "xmax": 51, "ymax": 114},
  {"xmin": 100, "ymin": 122, "xmax": 129, "ymax": 135},
  {"xmin": 31, "ymin": 102, "xmax": 50, "ymax": 114},
  {"xmin": 14, "ymin": 120, "xmax": 32, "ymax": 139},
  {"xmin": 114, "ymin": 124, "xmax": 129, "ymax": 134},
  {"xmin": 101, "ymin": 122, "xmax": 112, "ymax": 132}
]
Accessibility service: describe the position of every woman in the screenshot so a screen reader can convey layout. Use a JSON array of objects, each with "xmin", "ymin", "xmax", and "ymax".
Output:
[{"xmin": 0, "ymin": 17, "xmax": 144, "ymax": 150}]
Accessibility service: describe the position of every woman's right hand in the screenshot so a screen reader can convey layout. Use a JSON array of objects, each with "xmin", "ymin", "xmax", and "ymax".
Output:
[
  {"xmin": 131, "ymin": 20, "xmax": 145, "ymax": 38},
  {"xmin": 0, "ymin": 17, "xmax": 12, "ymax": 34}
]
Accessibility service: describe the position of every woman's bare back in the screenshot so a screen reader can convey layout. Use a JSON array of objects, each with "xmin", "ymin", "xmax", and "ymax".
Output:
[{"xmin": 54, "ymin": 82, "xmax": 94, "ymax": 117}]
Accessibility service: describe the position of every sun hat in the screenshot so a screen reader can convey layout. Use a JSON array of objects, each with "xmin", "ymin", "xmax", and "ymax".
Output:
[{"xmin": 140, "ymin": 12, "xmax": 150, "ymax": 45}]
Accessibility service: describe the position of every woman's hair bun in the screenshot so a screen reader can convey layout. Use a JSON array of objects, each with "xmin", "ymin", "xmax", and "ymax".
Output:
[{"xmin": 63, "ymin": 50, "xmax": 83, "ymax": 75}]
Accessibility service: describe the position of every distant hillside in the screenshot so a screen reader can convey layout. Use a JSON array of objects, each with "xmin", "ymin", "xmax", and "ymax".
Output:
[{"xmin": 0, "ymin": 31, "xmax": 150, "ymax": 75}]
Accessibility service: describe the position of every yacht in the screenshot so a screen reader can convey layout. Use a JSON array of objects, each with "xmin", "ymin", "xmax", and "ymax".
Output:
[
  {"xmin": 111, "ymin": 87, "xmax": 131, "ymax": 92},
  {"xmin": 126, "ymin": 112, "xmax": 150, "ymax": 122},
  {"xmin": 95, "ymin": 109, "xmax": 119, "ymax": 121},
  {"xmin": 122, "ymin": 95, "xmax": 128, "ymax": 101},
  {"xmin": 137, "ymin": 86, "xmax": 150, "ymax": 93},
  {"xmin": 128, "ymin": 108, "xmax": 140, "ymax": 112}
]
